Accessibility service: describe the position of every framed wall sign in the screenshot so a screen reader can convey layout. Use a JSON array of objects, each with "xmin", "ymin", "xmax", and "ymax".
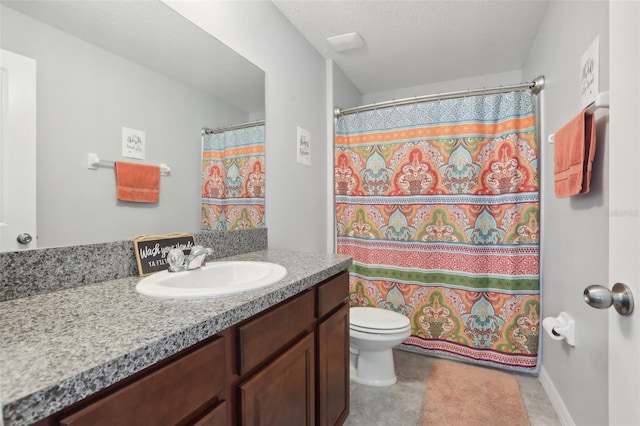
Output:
[
  {"xmin": 133, "ymin": 233, "xmax": 195, "ymax": 276},
  {"xmin": 122, "ymin": 126, "xmax": 146, "ymax": 160},
  {"xmin": 296, "ymin": 126, "xmax": 311, "ymax": 166}
]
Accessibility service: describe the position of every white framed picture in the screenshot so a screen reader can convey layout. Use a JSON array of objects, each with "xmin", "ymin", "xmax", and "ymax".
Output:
[
  {"xmin": 580, "ymin": 36, "xmax": 599, "ymax": 108},
  {"xmin": 122, "ymin": 126, "xmax": 146, "ymax": 160},
  {"xmin": 297, "ymin": 126, "xmax": 311, "ymax": 166}
]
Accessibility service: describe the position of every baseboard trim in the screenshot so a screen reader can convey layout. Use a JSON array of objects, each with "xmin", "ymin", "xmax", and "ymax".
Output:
[{"xmin": 539, "ymin": 365, "xmax": 575, "ymax": 426}]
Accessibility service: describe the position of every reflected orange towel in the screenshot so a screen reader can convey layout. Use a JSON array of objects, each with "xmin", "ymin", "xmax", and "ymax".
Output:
[
  {"xmin": 114, "ymin": 161, "xmax": 160, "ymax": 203},
  {"xmin": 554, "ymin": 109, "xmax": 596, "ymax": 198}
]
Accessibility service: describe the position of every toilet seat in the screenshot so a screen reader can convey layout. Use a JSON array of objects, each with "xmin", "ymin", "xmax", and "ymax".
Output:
[{"xmin": 350, "ymin": 307, "xmax": 410, "ymax": 335}]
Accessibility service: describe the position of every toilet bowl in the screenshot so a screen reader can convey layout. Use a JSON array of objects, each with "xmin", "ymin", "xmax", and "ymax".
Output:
[{"xmin": 349, "ymin": 307, "xmax": 411, "ymax": 386}]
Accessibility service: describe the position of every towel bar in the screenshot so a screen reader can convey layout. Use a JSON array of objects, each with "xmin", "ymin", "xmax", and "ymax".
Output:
[
  {"xmin": 87, "ymin": 153, "xmax": 170, "ymax": 176},
  {"xmin": 548, "ymin": 91, "xmax": 610, "ymax": 144},
  {"xmin": 587, "ymin": 90, "xmax": 610, "ymax": 113}
]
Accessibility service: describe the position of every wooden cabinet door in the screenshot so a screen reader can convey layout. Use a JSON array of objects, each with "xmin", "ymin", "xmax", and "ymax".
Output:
[
  {"xmin": 240, "ymin": 333, "xmax": 315, "ymax": 426},
  {"xmin": 317, "ymin": 303, "xmax": 349, "ymax": 426}
]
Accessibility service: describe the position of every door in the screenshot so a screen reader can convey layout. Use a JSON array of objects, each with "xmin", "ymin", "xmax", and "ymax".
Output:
[
  {"xmin": 0, "ymin": 49, "xmax": 37, "ymax": 251},
  {"xmin": 609, "ymin": 3, "xmax": 640, "ymax": 425}
]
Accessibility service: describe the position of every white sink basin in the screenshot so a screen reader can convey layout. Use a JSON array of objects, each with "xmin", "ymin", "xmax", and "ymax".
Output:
[{"xmin": 136, "ymin": 261, "xmax": 287, "ymax": 299}]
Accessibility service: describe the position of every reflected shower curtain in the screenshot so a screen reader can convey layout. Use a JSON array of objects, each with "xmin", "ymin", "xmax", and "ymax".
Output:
[
  {"xmin": 335, "ymin": 91, "xmax": 540, "ymax": 371},
  {"xmin": 201, "ymin": 124, "xmax": 265, "ymax": 230}
]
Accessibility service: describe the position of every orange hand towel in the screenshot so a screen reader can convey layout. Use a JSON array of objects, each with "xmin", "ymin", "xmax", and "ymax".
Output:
[
  {"xmin": 114, "ymin": 161, "xmax": 160, "ymax": 203},
  {"xmin": 553, "ymin": 109, "xmax": 596, "ymax": 198}
]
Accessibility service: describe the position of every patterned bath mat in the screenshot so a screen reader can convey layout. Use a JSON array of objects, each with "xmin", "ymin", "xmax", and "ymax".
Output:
[{"xmin": 418, "ymin": 360, "xmax": 530, "ymax": 426}]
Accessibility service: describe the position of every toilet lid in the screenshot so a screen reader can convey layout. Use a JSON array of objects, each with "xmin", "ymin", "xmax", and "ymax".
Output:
[{"xmin": 350, "ymin": 307, "xmax": 410, "ymax": 333}]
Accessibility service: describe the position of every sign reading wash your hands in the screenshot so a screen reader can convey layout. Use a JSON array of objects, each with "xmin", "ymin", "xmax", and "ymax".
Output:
[{"xmin": 133, "ymin": 234, "xmax": 195, "ymax": 276}]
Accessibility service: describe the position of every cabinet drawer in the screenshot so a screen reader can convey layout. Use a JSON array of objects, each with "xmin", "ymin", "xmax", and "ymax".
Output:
[
  {"xmin": 193, "ymin": 400, "xmax": 228, "ymax": 426},
  {"xmin": 317, "ymin": 271, "xmax": 349, "ymax": 319},
  {"xmin": 60, "ymin": 337, "xmax": 226, "ymax": 426},
  {"xmin": 238, "ymin": 290, "xmax": 314, "ymax": 375}
]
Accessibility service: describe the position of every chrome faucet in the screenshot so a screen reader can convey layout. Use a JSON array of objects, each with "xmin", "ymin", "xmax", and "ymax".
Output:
[{"xmin": 167, "ymin": 246, "xmax": 213, "ymax": 272}]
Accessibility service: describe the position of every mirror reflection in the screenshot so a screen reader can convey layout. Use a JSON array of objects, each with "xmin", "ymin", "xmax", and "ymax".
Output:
[
  {"xmin": 200, "ymin": 120, "xmax": 266, "ymax": 232},
  {"xmin": 0, "ymin": 0, "xmax": 265, "ymax": 252}
]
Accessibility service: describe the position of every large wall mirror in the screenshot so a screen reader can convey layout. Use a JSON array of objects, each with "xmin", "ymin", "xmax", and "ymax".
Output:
[{"xmin": 0, "ymin": 0, "xmax": 265, "ymax": 252}]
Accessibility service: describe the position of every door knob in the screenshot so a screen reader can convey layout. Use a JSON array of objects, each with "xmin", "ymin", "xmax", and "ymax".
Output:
[
  {"xmin": 16, "ymin": 233, "xmax": 33, "ymax": 245},
  {"xmin": 583, "ymin": 283, "xmax": 634, "ymax": 316}
]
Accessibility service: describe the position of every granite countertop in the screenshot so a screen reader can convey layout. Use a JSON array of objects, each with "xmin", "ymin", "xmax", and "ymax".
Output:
[{"xmin": 0, "ymin": 249, "xmax": 352, "ymax": 426}]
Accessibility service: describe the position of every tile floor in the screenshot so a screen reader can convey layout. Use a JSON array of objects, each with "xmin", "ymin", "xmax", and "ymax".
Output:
[{"xmin": 344, "ymin": 349, "xmax": 561, "ymax": 426}]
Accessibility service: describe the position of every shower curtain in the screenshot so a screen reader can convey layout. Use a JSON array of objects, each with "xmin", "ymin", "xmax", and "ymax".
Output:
[
  {"xmin": 335, "ymin": 91, "xmax": 540, "ymax": 372},
  {"xmin": 201, "ymin": 123, "xmax": 265, "ymax": 231}
]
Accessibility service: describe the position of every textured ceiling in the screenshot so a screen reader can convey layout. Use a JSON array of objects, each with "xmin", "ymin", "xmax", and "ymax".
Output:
[{"xmin": 273, "ymin": 0, "xmax": 549, "ymax": 95}]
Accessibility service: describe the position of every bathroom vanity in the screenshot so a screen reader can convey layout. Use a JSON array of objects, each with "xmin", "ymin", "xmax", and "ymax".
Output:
[{"xmin": 0, "ymin": 249, "xmax": 352, "ymax": 426}]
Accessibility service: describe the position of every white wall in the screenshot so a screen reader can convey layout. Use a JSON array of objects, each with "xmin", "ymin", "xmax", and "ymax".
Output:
[
  {"xmin": 522, "ymin": 2, "xmax": 609, "ymax": 425},
  {"xmin": 166, "ymin": 1, "xmax": 329, "ymax": 253},
  {"xmin": 363, "ymin": 70, "xmax": 523, "ymax": 105},
  {"xmin": 328, "ymin": 61, "xmax": 363, "ymax": 252},
  {"xmin": 333, "ymin": 62, "xmax": 363, "ymax": 111},
  {"xmin": 1, "ymin": 6, "xmax": 248, "ymax": 248}
]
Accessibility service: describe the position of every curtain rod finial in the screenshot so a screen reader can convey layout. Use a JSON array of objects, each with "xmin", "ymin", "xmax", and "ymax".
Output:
[{"xmin": 531, "ymin": 76, "xmax": 545, "ymax": 94}]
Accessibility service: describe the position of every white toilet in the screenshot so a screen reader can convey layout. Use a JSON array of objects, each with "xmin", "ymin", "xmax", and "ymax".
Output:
[{"xmin": 349, "ymin": 307, "xmax": 412, "ymax": 386}]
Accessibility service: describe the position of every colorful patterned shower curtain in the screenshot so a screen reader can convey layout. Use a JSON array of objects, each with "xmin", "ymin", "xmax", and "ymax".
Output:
[
  {"xmin": 335, "ymin": 91, "xmax": 540, "ymax": 372},
  {"xmin": 201, "ymin": 123, "xmax": 265, "ymax": 231}
]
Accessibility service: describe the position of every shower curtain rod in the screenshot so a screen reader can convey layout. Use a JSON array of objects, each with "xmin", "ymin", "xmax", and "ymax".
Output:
[
  {"xmin": 334, "ymin": 75, "xmax": 545, "ymax": 117},
  {"xmin": 201, "ymin": 119, "xmax": 265, "ymax": 136}
]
